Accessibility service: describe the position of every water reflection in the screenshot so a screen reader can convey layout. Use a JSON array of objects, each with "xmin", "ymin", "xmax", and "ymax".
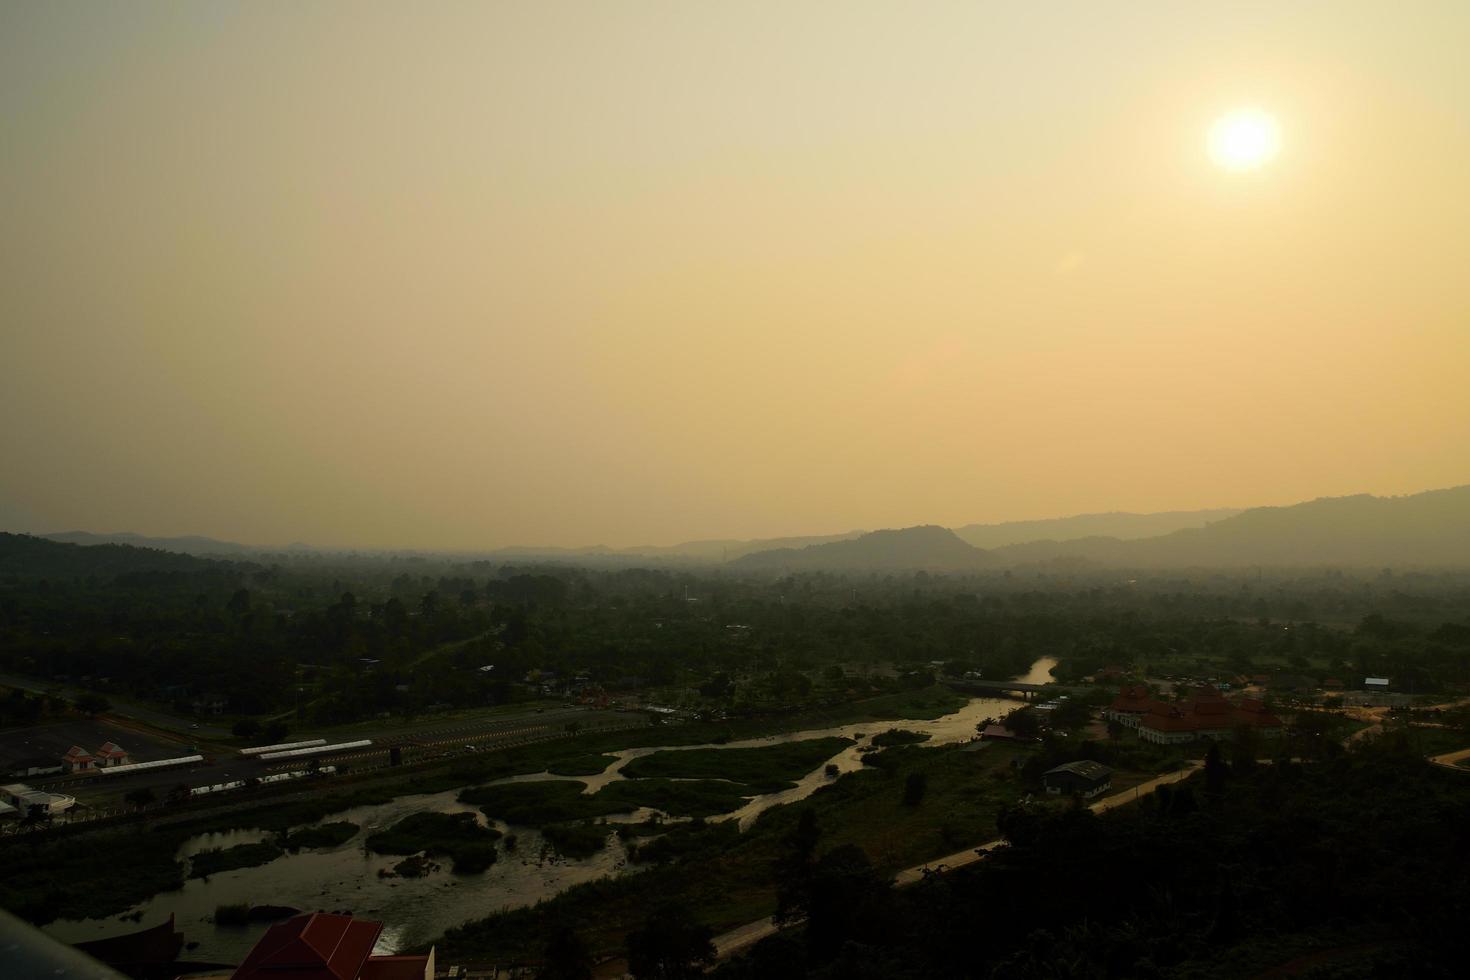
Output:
[{"xmin": 42, "ymin": 658, "xmax": 1053, "ymax": 963}]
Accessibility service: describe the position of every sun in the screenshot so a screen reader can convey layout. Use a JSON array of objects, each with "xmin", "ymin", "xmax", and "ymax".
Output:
[{"xmin": 1208, "ymin": 108, "xmax": 1281, "ymax": 171}]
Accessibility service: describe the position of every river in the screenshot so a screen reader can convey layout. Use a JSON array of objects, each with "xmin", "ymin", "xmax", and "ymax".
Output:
[{"xmin": 42, "ymin": 657, "xmax": 1054, "ymax": 963}]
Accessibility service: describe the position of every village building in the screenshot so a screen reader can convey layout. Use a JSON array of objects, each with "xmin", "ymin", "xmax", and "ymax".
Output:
[
  {"xmin": 63, "ymin": 745, "xmax": 96, "ymax": 772},
  {"xmin": 978, "ymin": 723, "xmax": 1034, "ymax": 742},
  {"xmin": 1134, "ymin": 688, "xmax": 1284, "ymax": 745},
  {"xmin": 1104, "ymin": 685, "xmax": 1156, "ymax": 728},
  {"xmin": 1, "ymin": 782, "xmax": 77, "ymax": 817},
  {"xmin": 1042, "ymin": 761, "xmax": 1114, "ymax": 798},
  {"xmin": 96, "ymin": 742, "xmax": 130, "ymax": 767},
  {"xmin": 230, "ymin": 912, "xmax": 434, "ymax": 980}
]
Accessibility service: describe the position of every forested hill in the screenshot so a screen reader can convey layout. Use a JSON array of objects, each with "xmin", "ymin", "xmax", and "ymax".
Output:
[
  {"xmin": 0, "ymin": 532, "xmax": 253, "ymax": 579},
  {"xmin": 42, "ymin": 530, "xmax": 261, "ymax": 556},
  {"xmin": 732, "ymin": 525, "xmax": 987, "ymax": 571},
  {"xmin": 991, "ymin": 485, "xmax": 1470, "ymax": 568},
  {"xmin": 952, "ymin": 507, "xmax": 1240, "ymax": 549}
]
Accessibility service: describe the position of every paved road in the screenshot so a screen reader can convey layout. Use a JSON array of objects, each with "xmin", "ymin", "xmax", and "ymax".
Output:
[
  {"xmin": 713, "ymin": 762, "xmax": 1203, "ymax": 959},
  {"xmin": 33, "ymin": 707, "xmax": 634, "ymax": 804},
  {"xmin": 1429, "ymin": 747, "xmax": 1470, "ymax": 770}
]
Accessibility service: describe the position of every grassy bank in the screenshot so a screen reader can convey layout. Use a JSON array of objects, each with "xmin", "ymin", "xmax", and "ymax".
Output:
[
  {"xmin": 281, "ymin": 821, "xmax": 359, "ymax": 850},
  {"xmin": 365, "ymin": 812, "xmax": 501, "ymax": 874},
  {"xmin": 189, "ymin": 841, "xmax": 285, "ymax": 878},
  {"xmin": 0, "ymin": 686, "xmax": 974, "ymax": 924},
  {"xmin": 619, "ymin": 737, "xmax": 854, "ymax": 792},
  {"xmin": 431, "ymin": 739, "xmax": 1032, "ymax": 964}
]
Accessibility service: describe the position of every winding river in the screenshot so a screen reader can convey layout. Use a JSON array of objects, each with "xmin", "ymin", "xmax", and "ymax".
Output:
[{"xmin": 42, "ymin": 657, "xmax": 1054, "ymax": 963}]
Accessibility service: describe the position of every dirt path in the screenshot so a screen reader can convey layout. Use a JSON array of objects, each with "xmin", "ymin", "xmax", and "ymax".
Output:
[{"xmin": 712, "ymin": 761, "xmax": 1202, "ymax": 960}]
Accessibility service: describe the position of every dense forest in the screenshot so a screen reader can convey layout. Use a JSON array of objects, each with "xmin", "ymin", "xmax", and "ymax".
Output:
[
  {"xmin": 709, "ymin": 736, "xmax": 1470, "ymax": 979},
  {"xmin": 3, "ymin": 533, "xmax": 1470, "ymax": 726}
]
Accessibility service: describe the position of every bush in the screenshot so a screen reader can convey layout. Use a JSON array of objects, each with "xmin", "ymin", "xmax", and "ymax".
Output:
[
  {"xmin": 280, "ymin": 822, "xmax": 359, "ymax": 851},
  {"xmin": 871, "ymin": 729, "xmax": 930, "ymax": 747},
  {"xmin": 541, "ymin": 822, "xmax": 609, "ymax": 860},
  {"xmin": 366, "ymin": 811, "xmax": 501, "ymax": 874},
  {"xmin": 190, "ymin": 842, "xmax": 284, "ymax": 879}
]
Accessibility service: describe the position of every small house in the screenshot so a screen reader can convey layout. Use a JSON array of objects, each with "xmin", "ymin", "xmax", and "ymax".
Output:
[
  {"xmin": 63, "ymin": 745, "xmax": 96, "ymax": 772},
  {"xmin": 231, "ymin": 912, "xmax": 434, "ymax": 980},
  {"xmin": 1042, "ymin": 761, "xmax": 1114, "ymax": 799},
  {"xmin": 96, "ymin": 742, "xmax": 130, "ymax": 767}
]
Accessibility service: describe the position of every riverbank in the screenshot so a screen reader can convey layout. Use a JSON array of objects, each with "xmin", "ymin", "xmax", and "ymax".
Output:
[{"xmin": 15, "ymin": 674, "xmax": 1044, "ymax": 963}]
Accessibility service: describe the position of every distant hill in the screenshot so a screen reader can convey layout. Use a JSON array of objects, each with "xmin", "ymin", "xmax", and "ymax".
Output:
[
  {"xmin": 478, "ymin": 531, "xmax": 868, "ymax": 563},
  {"xmin": 0, "ymin": 532, "xmax": 247, "ymax": 578},
  {"xmin": 623, "ymin": 531, "xmax": 867, "ymax": 562},
  {"xmin": 952, "ymin": 508, "xmax": 1240, "ymax": 549},
  {"xmin": 989, "ymin": 486, "xmax": 1470, "ymax": 568},
  {"xmin": 732, "ymin": 525, "xmax": 987, "ymax": 571},
  {"xmin": 43, "ymin": 530, "xmax": 263, "ymax": 557}
]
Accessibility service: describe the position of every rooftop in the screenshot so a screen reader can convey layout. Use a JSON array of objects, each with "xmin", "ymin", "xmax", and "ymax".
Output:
[
  {"xmin": 231, "ymin": 912, "xmax": 382, "ymax": 980},
  {"xmin": 1045, "ymin": 760, "xmax": 1113, "ymax": 781}
]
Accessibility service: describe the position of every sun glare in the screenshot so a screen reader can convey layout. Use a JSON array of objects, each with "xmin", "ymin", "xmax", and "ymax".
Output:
[{"xmin": 1208, "ymin": 108, "xmax": 1281, "ymax": 171}]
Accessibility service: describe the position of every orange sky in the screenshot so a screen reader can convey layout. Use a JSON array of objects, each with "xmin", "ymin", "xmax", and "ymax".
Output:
[{"xmin": 2, "ymin": 2, "xmax": 1467, "ymax": 548}]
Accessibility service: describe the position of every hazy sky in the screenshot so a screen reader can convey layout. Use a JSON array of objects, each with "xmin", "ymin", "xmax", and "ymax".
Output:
[{"xmin": 3, "ymin": 2, "xmax": 1467, "ymax": 549}]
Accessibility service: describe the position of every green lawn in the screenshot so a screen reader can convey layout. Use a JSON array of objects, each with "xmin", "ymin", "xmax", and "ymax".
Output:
[
  {"xmin": 189, "ymin": 841, "xmax": 284, "ymax": 878},
  {"xmin": 619, "ymin": 737, "xmax": 854, "ymax": 792}
]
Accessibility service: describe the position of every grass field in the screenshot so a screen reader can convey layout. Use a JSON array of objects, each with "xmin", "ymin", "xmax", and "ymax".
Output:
[
  {"xmin": 280, "ymin": 821, "xmax": 359, "ymax": 850},
  {"xmin": 431, "ymin": 739, "xmax": 1036, "ymax": 963},
  {"xmin": 364, "ymin": 811, "xmax": 502, "ymax": 874},
  {"xmin": 619, "ymin": 737, "xmax": 854, "ymax": 792},
  {"xmin": 188, "ymin": 841, "xmax": 284, "ymax": 878},
  {"xmin": 460, "ymin": 780, "xmax": 633, "ymax": 825}
]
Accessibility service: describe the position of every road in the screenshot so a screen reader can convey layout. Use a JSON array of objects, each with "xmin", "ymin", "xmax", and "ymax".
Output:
[
  {"xmin": 712, "ymin": 762, "xmax": 1203, "ymax": 959},
  {"xmin": 29, "ymin": 706, "xmax": 635, "ymax": 808},
  {"xmin": 1428, "ymin": 747, "xmax": 1470, "ymax": 770}
]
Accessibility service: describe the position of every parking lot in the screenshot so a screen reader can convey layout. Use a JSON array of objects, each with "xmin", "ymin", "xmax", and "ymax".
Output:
[{"xmin": 0, "ymin": 718, "xmax": 191, "ymax": 779}]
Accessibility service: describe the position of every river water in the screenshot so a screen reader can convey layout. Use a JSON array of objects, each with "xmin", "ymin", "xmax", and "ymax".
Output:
[{"xmin": 43, "ymin": 658, "xmax": 1053, "ymax": 963}]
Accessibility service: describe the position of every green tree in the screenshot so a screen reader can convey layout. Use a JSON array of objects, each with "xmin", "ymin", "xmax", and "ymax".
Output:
[
  {"xmin": 1204, "ymin": 743, "xmax": 1227, "ymax": 796},
  {"xmin": 626, "ymin": 905, "xmax": 715, "ymax": 980},
  {"xmin": 75, "ymin": 693, "xmax": 111, "ymax": 717},
  {"xmin": 1006, "ymin": 707, "xmax": 1040, "ymax": 739},
  {"xmin": 902, "ymin": 771, "xmax": 928, "ymax": 806},
  {"xmin": 540, "ymin": 921, "xmax": 593, "ymax": 980},
  {"xmin": 125, "ymin": 787, "xmax": 156, "ymax": 810},
  {"xmin": 774, "ymin": 808, "xmax": 821, "ymax": 925}
]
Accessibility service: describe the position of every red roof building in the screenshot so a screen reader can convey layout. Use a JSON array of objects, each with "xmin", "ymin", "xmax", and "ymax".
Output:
[
  {"xmin": 1104, "ymin": 686, "xmax": 1164, "ymax": 728},
  {"xmin": 63, "ymin": 745, "xmax": 96, "ymax": 772},
  {"xmin": 978, "ymin": 724, "xmax": 1034, "ymax": 742},
  {"xmin": 231, "ymin": 913, "xmax": 434, "ymax": 980},
  {"xmin": 96, "ymin": 742, "xmax": 130, "ymax": 767},
  {"xmin": 1135, "ymin": 689, "xmax": 1284, "ymax": 745}
]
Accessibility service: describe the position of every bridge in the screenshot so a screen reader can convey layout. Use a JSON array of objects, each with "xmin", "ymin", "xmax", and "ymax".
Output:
[{"xmin": 943, "ymin": 679, "xmax": 1050, "ymax": 702}]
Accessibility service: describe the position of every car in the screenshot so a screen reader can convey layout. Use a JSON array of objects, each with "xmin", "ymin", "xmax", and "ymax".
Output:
[{"xmin": 190, "ymin": 723, "xmax": 199, "ymax": 730}]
